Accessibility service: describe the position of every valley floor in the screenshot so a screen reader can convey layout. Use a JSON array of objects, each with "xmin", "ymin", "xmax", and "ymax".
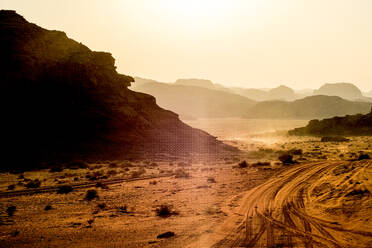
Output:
[{"xmin": 0, "ymin": 136, "xmax": 371, "ymax": 247}]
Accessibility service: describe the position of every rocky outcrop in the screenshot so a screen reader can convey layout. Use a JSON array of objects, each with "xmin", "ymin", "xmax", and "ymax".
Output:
[
  {"xmin": 0, "ymin": 10, "xmax": 230, "ymax": 169},
  {"xmin": 289, "ymin": 107, "xmax": 372, "ymax": 136}
]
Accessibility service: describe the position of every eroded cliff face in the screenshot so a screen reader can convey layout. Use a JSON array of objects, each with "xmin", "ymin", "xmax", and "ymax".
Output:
[{"xmin": 0, "ymin": 10, "xmax": 229, "ymax": 169}]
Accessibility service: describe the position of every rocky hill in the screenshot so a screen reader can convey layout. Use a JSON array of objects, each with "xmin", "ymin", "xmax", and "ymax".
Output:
[
  {"xmin": 244, "ymin": 95, "xmax": 372, "ymax": 119},
  {"xmin": 131, "ymin": 78, "xmax": 256, "ymax": 119},
  {"xmin": 288, "ymin": 107, "xmax": 372, "ymax": 136},
  {"xmin": 232, "ymin": 85, "xmax": 298, "ymax": 101},
  {"xmin": 0, "ymin": 10, "xmax": 230, "ymax": 169},
  {"xmin": 314, "ymin": 83, "xmax": 363, "ymax": 100}
]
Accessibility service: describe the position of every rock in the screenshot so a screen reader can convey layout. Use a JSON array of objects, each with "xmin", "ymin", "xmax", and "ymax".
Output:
[
  {"xmin": 0, "ymin": 10, "xmax": 233, "ymax": 170},
  {"xmin": 157, "ymin": 231, "xmax": 175, "ymax": 239}
]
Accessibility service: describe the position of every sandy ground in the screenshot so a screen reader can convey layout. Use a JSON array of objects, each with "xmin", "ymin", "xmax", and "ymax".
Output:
[{"xmin": 0, "ymin": 134, "xmax": 371, "ymax": 247}]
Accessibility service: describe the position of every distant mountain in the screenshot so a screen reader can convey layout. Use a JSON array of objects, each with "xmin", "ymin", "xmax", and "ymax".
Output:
[
  {"xmin": 364, "ymin": 90, "xmax": 372, "ymax": 97},
  {"xmin": 131, "ymin": 79, "xmax": 256, "ymax": 119},
  {"xmin": 289, "ymin": 107, "xmax": 372, "ymax": 136},
  {"xmin": 232, "ymin": 85, "xmax": 298, "ymax": 101},
  {"xmin": 314, "ymin": 83, "xmax": 363, "ymax": 100},
  {"xmin": 174, "ymin": 78, "xmax": 231, "ymax": 92},
  {"xmin": 0, "ymin": 10, "xmax": 230, "ymax": 169},
  {"xmin": 244, "ymin": 95, "xmax": 372, "ymax": 119}
]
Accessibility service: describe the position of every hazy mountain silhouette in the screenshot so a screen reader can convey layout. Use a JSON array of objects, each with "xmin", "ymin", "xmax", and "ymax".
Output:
[
  {"xmin": 231, "ymin": 85, "xmax": 298, "ymax": 101},
  {"xmin": 314, "ymin": 83, "xmax": 363, "ymax": 100},
  {"xmin": 0, "ymin": 10, "xmax": 231, "ymax": 169},
  {"xmin": 174, "ymin": 78, "xmax": 230, "ymax": 92},
  {"xmin": 131, "ymin": 78, "xmax": 256, "ymax": 119},
  {"xmin": 244, "ymin": 95, "xmax": 372, "ymax": 119},
  {"xmin": 289, "ymin": 107, "xmax": 372, "ymax": 136}
]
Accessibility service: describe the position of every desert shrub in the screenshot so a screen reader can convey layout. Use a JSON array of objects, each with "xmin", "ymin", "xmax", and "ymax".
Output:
[
  {"xmin": 357, "ymin": 154, "xmax": 370, "ymax": 160},
  {"xmin": 278, "ymin": 154, "xmax": 295, "ymax": 164},
  {"xmin": 85, "ymin": 189, "xmax": 99, "ymax": 201},
  {"xmin": 130, "ymin": 167, "xmax": 146, "ymax": 178},
  {"xmin": 44, "ymin": 205, "xmax": 52, "ymax": 211},
  {"xmin": 149, "ymin": 180, "xmax": 157, "ymax": 185},
  {"xmin": 8, "ymin": 184, "xmax": 15, "ymax": 190},
  {"xmin": 25, "ymin": 179, "xmax": 41, "ymax": 188},
  {"xmin": 95, "ymin": 182, "xmax": 109, "ymax": 189},
  {"xmin": 119, "ymin": 205, "xmax": 128, "ymax": 213},
  {"xmin": 238, "ymin": 161, "xmax": 248, "ymax": 168},
  {"xmin": 97, "ymin": 203, "xmax": 106, "ymax": 209},
  {"xmin": 7, "ymin": 206, "xmax": 16, "ymax": 216},
  {"xmin": 106, "ymin": 169, "xmax": 118, "ymax": 176},
  {"xmin": 87, "ymin": 219, "xmax": 95, "ymax": 226},
  {"xmin": 155, "ymin": 204, "xmax": 177, "ymax": 217},
  {"xmin": 207, "ymin": 177, "xmax": 216, "ymax": 183},
  {"xmin": 57, "ymin": 185, "xmax": 73, "ymax": 194},
  {"xmin": 174, "ymin": 168, "xmax": 190, "ymax": 178},
  {"xmin": 86, "ymin": 171, "xmax": 104, "ymax": 181}
]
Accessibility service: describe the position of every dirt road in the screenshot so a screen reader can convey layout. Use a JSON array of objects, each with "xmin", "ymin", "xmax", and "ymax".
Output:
[{"xmin": 210, "ymin": 160, "xmax": 372, "ymax": 248}]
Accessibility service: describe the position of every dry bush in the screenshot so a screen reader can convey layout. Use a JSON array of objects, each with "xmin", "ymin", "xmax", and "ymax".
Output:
[
  {"xmin": 155, "ymin": 204, "xmax": 178, "ymax": 218},
  {"xmin": 238, "ymin": 160, "xmax": 248, "ymax": 168},
  {"xmin": 278, "ymin": 153, "xmax": 295, "ymax": 165},
  {"xmin": 25, "ymin": 179, "xmax": 41, "ymax": 188},
  {"xmin": 7, "ymin": 206, "xmax": 16, "ymax": 216},
  {"xmin": 8, "ymin": 184, "xmax": 15, "ymax": 190},
  {"xmin": 97, "ymin": 203, "xmax": 106, "ymax": 209},
  {"xmin": 44, "ymin": 205, "xmax": 52, "ymax": 211},
  {"xmin": 130, "ymin": 167, "xmax": 146, "ymax": 178},
  {"xmin": 57, "ymin": 185, "xmax": 73, "ymax": 194},
  {"xmin": 85, "ymin": 189, "xmax": 99, "ymax": 201}
]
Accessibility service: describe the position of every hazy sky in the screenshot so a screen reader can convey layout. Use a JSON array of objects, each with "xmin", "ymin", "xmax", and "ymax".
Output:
[{"xmin": 2, "ymin": 0, "xmax": 372, "ymax": 91}]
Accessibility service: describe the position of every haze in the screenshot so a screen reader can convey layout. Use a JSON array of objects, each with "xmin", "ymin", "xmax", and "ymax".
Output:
[{"xmin": 2, "ymin": 0, "xmax": 372, "ymax": 91}]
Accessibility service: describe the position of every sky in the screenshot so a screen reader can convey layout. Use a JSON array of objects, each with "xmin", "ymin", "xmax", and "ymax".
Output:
[{"xmin": 2, "ymin": 0, "xmax": 372, "ymax": 91}]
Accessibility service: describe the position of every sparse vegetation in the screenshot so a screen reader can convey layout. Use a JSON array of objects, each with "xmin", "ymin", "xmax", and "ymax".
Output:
[
  {"xmin": 278, "ymin": 153, "xmax": 295, "ymax": 164},
  {"xmin": 8, "ymin": 184, "xmax": 15, "ymax": 190},
  {"xmin": 85, "ymin": 189, "xmax": 99, "ymax": 201},
  {"xmin": 238, "ymin": 160, "xmax": 248, "ymax": 168},
  {"xmin": 44, "ymin": 205, "xmax": 52, "ymax": 211},
  {"xmin": 7, "ymin": 206, "xmax": 16, "ymax": 216},
  {"xmin": 57, "ymin": 185, "xmax": 73, "ymax": 194},
  {"xmin": 155, "ymin": 204, "xmax": 178, "ymax": 217},
  {"xmin": 25, "ymin": 179, "xmax": 41, "ymax": 188}
]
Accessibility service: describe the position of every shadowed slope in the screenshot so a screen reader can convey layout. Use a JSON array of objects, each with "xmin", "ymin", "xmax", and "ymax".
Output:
[{"xmin": 0, "ymin": 10, "xmax": 231, "ymax": 170}]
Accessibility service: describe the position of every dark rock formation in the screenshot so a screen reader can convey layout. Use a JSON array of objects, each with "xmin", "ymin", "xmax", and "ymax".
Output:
[
  {"xmin": 0, "ymin": 10, "xmax": 230, "ymax": 170},
  {"xmin": 289, "ymin": 107, "xmax": 372, "ymax": 136}
]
